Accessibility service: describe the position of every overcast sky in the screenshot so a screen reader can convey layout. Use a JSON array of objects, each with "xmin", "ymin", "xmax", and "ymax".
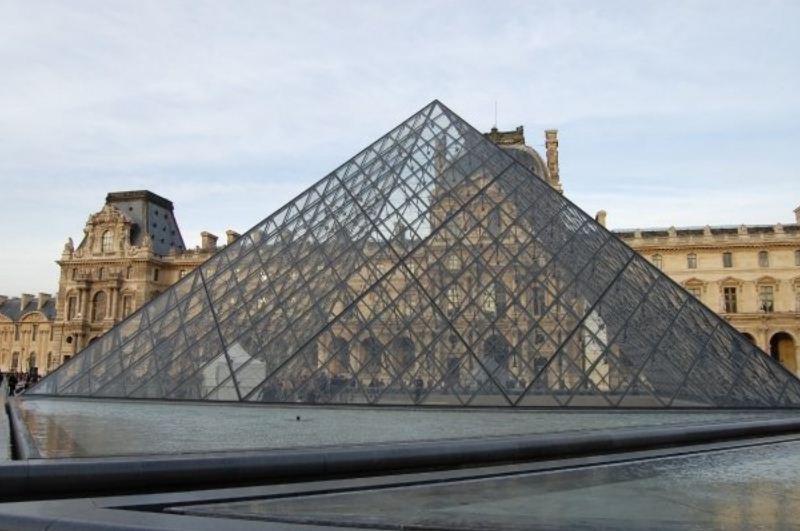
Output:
[{"xmin": 1, "ymin": 0, "xmax": 798, "ymax": 295}]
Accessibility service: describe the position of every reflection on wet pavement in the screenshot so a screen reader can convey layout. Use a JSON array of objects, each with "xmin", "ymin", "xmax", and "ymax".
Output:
[
  {"xmin": 16, "ymin": 396, "xmax": 800, "ymax": 459},
  {"xmin": 176, "ymin": 439, "xmax": 800, "ymax": 530}
]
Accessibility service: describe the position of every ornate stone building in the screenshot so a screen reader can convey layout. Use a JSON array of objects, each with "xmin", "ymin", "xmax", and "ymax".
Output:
[
  {"xmin": 0, "ymin": 294, "xmax": 57, "ymax": 374},
  {"xmin": 613, "ymin": 214, "xmax": 800, "ymax": 373},
  {"xmin": 0, "ymin": 191, "xmax": 227, "ymax": 374}
]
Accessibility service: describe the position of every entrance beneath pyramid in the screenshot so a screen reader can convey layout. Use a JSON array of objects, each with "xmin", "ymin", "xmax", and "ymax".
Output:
[{"xmin": 770, "ymin": 332, "xmax": 797, "ymax": 373}]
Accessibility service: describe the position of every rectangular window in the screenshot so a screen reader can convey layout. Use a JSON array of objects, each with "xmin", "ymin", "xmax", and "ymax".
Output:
[
  {"xmin": 67, "ymin": 297, "xmax": 77, "ymax": 320},
  {"xmin": 795, "ymin": 250, "xmax": 800, "ymax": 266},
  {"xmin": 758, "ymin": 251, "xmax": 769, "ymax": 268},
  {"xmin": 31, "ymin": 325, "xmax": 37, "ymax": 341},
  {"xmin": 796, "ymin": 291, "xmax": 800, "ymax": 313},
  {"xmin": 687, "ymin": 254, "xmax": 697, "ymax": 269},
  {"xmin": 723, "ymin": 287, "xmax": 737, "ymax": 313},
  {"xmin": 759, "ymin": 285, "xmax": 774, "ymax": 313},
  {"xmin": 153, "ymin": 268, "xmax": 160, "ymax": 282},
  {"xmin": 688, "ymin": 287, "xmax": 701, "ymax": 299},
  {"xmin": 722, "ymin": 252, "xmax": 733, "ymax": 268},
  {"xmin": 652, "ymin": 254, "xmax": 663, "ymax": 270}
]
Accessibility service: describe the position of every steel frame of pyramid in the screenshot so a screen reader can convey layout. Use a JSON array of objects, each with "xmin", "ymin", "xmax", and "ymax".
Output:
[{"xmin": 30, "ymin": 100, "xmax": 800, "ymax": 408}]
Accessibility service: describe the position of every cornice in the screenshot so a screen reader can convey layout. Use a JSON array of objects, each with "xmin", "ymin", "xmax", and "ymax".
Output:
[{"xmin": 623, "ymin": 240, "xmax": 800, "ymax": 252}]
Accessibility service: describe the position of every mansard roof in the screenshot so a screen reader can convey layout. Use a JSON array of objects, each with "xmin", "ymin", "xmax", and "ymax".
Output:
[{"xmin": 0, "ymin": 296, "xmax": 56, "ymax": 321}]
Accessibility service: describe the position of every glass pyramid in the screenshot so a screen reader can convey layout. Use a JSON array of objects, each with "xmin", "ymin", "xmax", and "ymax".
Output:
[{"xmin": 30, "ymin": 101, "xmax": 800, "ymax": 407}]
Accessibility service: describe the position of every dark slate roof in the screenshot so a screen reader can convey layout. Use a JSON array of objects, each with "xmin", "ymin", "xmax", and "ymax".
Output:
[
  {"xmin": 106, "ymin": 190, "xmax": 173, "ymax": 210},
  {"xmin": 0, "ymin": 297, "xmax": 56, "ymax": 321},
  {"xmin": 105, "ymin": 190, "xmax": 187, "ymax": 256}
]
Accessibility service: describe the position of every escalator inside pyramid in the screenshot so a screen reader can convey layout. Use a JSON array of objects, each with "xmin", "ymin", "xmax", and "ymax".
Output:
[{"xmin": 28, "ymin": 100, "xmax": 800, "ymax": 408}]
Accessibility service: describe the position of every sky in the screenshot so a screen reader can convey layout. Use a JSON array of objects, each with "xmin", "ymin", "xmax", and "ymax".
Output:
[{"xmin": 1, "ymin": 0, "xmax": 798, "ymax": 295}]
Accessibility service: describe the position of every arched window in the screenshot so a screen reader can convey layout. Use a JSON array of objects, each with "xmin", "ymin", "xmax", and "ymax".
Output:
[
  {"xmin": 390, "ymin": 337, "xmax": 415, "ymax": 368},
  {"xmin": 770, "ymin": 332, "xmax": 797, "ymax": 372},
  {"xmin": 722, "ymin": 251, "xmax": 733, "ymax": 268},
  {"xmin": 687, "ymin": 253, "xmax": 697, "ymax": 269},
  {"xmin": 758, "ymin": 250, "xmax": 769, "ymax": 268},
  {"xmin": 101, "ymin": 230, "xmax": 113, "ymax": 253},
  {"xmin": 652, "ymin": 254, "xmax": 663, "ymax": 270},
  {"xmin": 92, "ymin": 291, "xmax": 107, "ymax": 322}
]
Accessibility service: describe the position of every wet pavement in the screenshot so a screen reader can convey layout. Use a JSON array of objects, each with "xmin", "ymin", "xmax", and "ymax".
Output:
[
  {"xmin": 15, "ymin": 396, "xmax": 800, "ymax": 459},
  {"xmin": 176, "ymin": 438, "xmax": 800, "ymax": 529}
]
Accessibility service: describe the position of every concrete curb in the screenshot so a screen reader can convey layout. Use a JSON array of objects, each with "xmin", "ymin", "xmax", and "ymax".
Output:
[{"xmin": 2, "ymin": 415, "xmax": 800, "ymax": 500}]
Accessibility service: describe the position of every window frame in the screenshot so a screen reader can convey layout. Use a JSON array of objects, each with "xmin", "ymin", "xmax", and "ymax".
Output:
[
  {"xmin": 758, "ymin": 250, "xmax": 769, "ymax": 268},
  {"xmin": 758, "ymin": 284, "xmax": 775, "ymax": 313},
  {"xmin": 101, "ymin": 230, "xmax": 114, "ymax": 253},
  {"xmin": 652, "ymin": 254, "xmax": 663, "ymax": 270},
  {"xmin": 722, "ymin": 252, "xmax": 733, "ymax": 268},
  {"xmin": 723, "ymin": 286, "xmax": 737, "ymax": 313}
]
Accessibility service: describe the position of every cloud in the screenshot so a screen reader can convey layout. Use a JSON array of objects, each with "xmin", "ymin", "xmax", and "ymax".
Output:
[{"xmin": 1, "ymin": 0, "xmax": 799, "ymax": 293}]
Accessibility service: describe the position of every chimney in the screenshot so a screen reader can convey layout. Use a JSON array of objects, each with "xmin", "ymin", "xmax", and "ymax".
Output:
[
  {"xmin": 20, "ymin": 293, "xmax": 33, "ymax": 312},
  {"xmin": 200, "ymin": 231, "xmax": 218, "ymax": 251},
  {"xmin": 37, "ymin": 292, "xmax": 51, "ymax": 311},
  {"xmin": 595, "ymin": 210, "xmax": 607, "ymax": 227},
  {"xmin": 226, "ymin": 230, "xmax": 241, "ymax": 245},
  {"xmin": 544, "ymin": 129, "xmax": 562, "ymax": 193},
  {"xmin": 794, "ymin": 205, "xmax": 800, "ymax": 224}
]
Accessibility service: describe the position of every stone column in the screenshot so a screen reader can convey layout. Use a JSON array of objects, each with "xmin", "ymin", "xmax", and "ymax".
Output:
[
  {"xmin": 78, "ymin": 288, "xmax": 88, "ymax": 320},
  {"xmin": 109, "ymin": 288, "xmax": 119, "ymax": 322}
]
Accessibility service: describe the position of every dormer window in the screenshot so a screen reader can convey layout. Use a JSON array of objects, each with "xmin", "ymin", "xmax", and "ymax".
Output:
[{"xmin": 101, "ymin": 230, "xmax": 113, "ymax": 253}]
